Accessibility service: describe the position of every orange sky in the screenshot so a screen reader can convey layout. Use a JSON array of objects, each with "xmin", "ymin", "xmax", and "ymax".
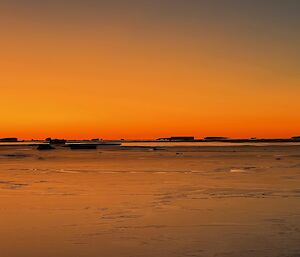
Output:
[{"xmin": 0, "ymin": 1, "xmax": 299, "ymax": 139}]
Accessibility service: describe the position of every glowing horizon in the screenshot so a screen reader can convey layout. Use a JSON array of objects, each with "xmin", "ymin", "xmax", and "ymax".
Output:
[{"xmin": 1, "ymin": 1, "xmax": 299, "ymax": 140}]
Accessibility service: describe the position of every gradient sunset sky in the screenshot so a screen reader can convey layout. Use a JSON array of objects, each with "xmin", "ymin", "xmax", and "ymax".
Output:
[{"xmin": 0, "ymin": 0, "xmax": 299, "ymax": 139}]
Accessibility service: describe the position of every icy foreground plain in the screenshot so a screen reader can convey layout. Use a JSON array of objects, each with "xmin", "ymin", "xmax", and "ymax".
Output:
[{"xmin": 0, "ymin": 145, "xmax": 300, "ymax": 257}]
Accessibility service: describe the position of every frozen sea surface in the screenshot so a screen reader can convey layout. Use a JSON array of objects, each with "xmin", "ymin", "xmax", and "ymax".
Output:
[{"xmin": 0, "ymin": 145, "xmax": 300, "ymax": 257}]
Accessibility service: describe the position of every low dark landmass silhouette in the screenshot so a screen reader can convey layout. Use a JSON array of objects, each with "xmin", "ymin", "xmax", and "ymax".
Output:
[
  {"xmin": 154, "ymin": 136, "xmax": 300, "ymax": 143},
  {"xmin": 157, "ymin": 136, "xmax": 195, "ymax": 141},
  {"xmin": 1, "ymin": 136, "xmax": 300, "ymax": 147},
  {"xmin": 45, "ymin": 138, "xmax": 67, "ymax": 144},
  {"xmin": 204, "ymin": 136, "xmax": 229, "ymax": 141},
  {"xmin": 0, "ymin": 137, "xmax": 18, "ymax": 142}
]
